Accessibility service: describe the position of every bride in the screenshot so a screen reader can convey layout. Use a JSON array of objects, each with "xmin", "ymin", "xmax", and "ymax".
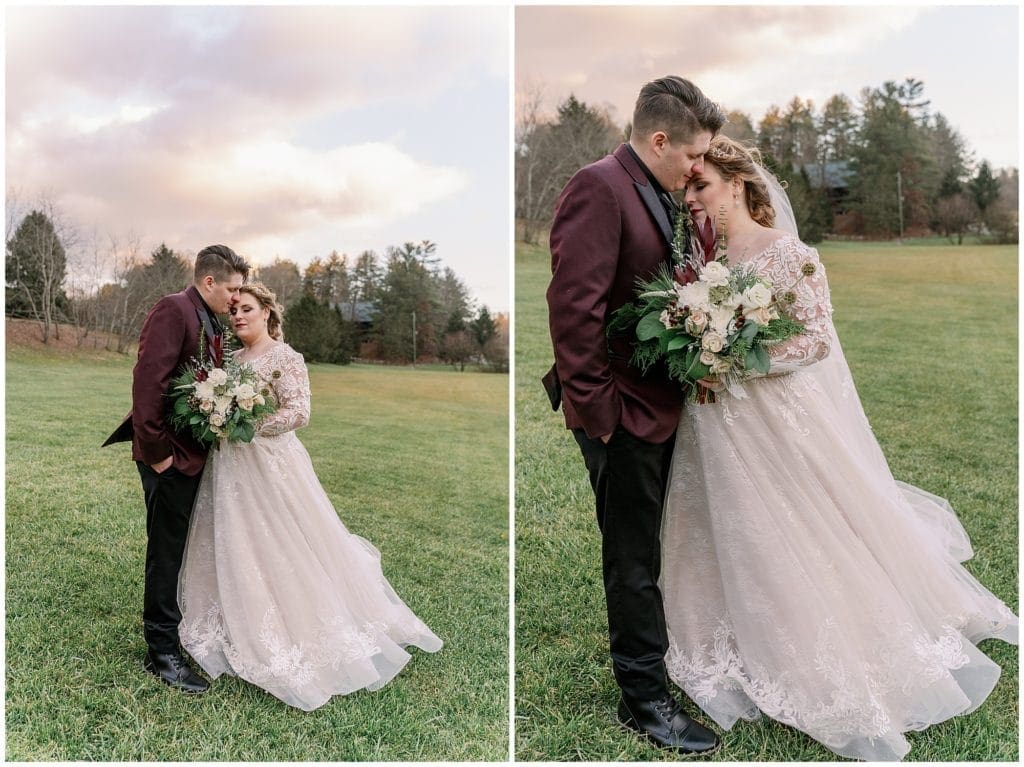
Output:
[
  {"xmin": 178, "ymin": 282, "xmax": 442, "ymax": 711},
  {"xmin": 659, "ymin": 136, "xmax": 1017, "ymax": 760}
]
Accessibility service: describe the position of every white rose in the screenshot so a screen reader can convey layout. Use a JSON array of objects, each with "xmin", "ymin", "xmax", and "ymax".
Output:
[
  {"xmin": 232, "ymin": 382, "xmax": 256, "ymax": 399},
  {"xmin": 699, "ymin": 350, "xmax": 717, "ymax": 366},
  {"xmin": 194, "ymin": 380, "xmax": 215, "ymax": 401},
  {"xmin": 199, "ymin": 399, "xmax": 214, "ymax": 414},
  {"xmin": 237, "ymin": 397, "xmax": 254, "ymax": 412},
  {"xmin": 709, "ymin": 305, "xmax": 735, "ymax": 336},
  {"xmin": 254, "ymin": 394, "xmax": 265, "ymax": 406},
  {"xmin": 744, "ymin": 306, "xmax": 774, "ymax": 326},
  {"xmin": 676, "ymin": 280, "xmax": 710, "ymax": 310},
  {"xmin": 209, "ymin": 412, "xmax": 225, "ymax": 427},
  {"xmin": 207, "ymin": 368, "xmax": 228, "ymax": 387},
  {"xmin": 701, "ymin": 331, "xmax": 725, "ymax": 353},
  {"xmin": 659, "ymin": 309, "xmax": 673, "ymax": 329},
  {"xmin": 698, "ymin": 260, "xmax": 731, "ymax": 288},
  {"xmin": 684, "ymin": 312, "xmax": 707, "ymax": 336},
  {"xmin": 742, "ymin": 282, "xmax": 773, "ymax": 309},
  {"xmin": 214, "ymin": 395, "xmax": 233, "ymax": 414}
]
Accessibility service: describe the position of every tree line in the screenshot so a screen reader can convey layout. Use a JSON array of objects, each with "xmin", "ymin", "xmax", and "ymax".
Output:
[
  {"xmin": 254, "ymin": 240, "xmax": 507, "ymax": 371},
  {"xmin": 516, "ymin": 78, "xmax": 1018, "ymax": 245},
  {"xmin": 5, "ymin": 199, "xmax": 507, "ymax": 372}
]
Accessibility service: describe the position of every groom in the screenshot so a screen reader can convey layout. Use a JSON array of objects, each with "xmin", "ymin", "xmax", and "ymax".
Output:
[
  {"xmin": 104, "ymin": 244, "xmax": 248, "ymax": 693},
  {"xmin": 545, "ymin": 76, "xmax": 724, "ymax": 753}
]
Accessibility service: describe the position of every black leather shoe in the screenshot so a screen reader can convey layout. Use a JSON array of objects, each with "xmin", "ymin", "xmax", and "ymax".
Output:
[
  {"xmin": 618, "ymin": 693, "xmax": 720, "ymax": 755},
  {"xmin": 144, "ymin": 651, "xmax": 210, "ymax": 694}
]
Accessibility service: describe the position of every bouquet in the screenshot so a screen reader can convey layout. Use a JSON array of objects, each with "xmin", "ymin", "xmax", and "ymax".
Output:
[
  {"xmin": 609, "ymin": 206, "xmax": 813, "ymax": 402},
  {"xmin": 168, "ymin": 336, "xmax": 277, "ymax": 446}
]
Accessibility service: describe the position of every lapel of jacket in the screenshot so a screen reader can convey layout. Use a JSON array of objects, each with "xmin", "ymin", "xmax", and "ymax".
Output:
[
  {"xmin": 614, "ymin": 144, "xmax": 674, "ymax": 245},
  {"xmin": 185, "ymin": 285, "xmax": 218, "ymax": 357}
]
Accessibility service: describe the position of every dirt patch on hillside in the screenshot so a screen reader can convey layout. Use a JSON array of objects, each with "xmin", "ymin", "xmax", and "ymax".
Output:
[{"xmin": 6, "ymin": 317, "xmax": 135, "ymax": 356}]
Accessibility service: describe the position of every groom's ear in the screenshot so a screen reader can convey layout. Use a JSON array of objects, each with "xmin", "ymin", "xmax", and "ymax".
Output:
[{"xmin": 650, "ymin": 130, "xmax": 670, "ymax": 154}]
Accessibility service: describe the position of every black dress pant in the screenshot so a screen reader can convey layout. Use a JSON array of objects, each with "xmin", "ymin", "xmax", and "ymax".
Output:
[
  {"xmin": 573, "ymin": 425, "xmax": 676, "ymax": 700},
  {"xmin": 136, "ymin": 461, "xmax": 202, "ymax": 654}
]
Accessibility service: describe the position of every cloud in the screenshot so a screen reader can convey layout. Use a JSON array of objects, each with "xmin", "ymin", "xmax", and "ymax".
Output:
[
  {"xmin": 178, "ymin": 139, "xmax": 470, "ymax": 233},
  {"xmin": 8, "ymin": 5, "xmax": 506, "ymax": 138},
  {"xmin": 516, "ymin": 6, "xmax": 924, "ymax": 122},
  {"xmin": 67, "ymin": 104, "xmax": 167, "ymax": 135},
  {"xmin": 6, "ymin": 5, "xmax": 488, "ymax": 256},
  {"xmin": 6, "ymin": 6, "xmax": 511, "ymax": 309},
  {"xmin": 8, "ymin": 117, "xmax": 467, "ymax": 248}
]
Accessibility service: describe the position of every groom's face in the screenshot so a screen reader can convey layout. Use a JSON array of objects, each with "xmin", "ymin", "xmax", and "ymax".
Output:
[
  {"xmin": 203, "ymin": 272, "xmax": 245, "ymax": 314},
  {"xmin": 655, "ymin": 129, "xmax": 713, "ymax": 192}
]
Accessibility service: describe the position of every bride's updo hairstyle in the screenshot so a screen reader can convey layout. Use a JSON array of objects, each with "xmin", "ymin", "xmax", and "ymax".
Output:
[
  {"xmin": 238, "ymin": 282, "xmax": 285, "ymax": 341},
  {"xmin": 703, "ymin": 135, "xmax": 777, "ymax": 228}
]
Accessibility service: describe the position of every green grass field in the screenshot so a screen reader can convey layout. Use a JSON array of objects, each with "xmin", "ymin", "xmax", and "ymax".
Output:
[
  {"xmin": 6, "ymin": 348, "xmax": 509, "ymax": 761},
  {"xmin": 515, "ymin": 238, "xmax": 1019, "ymax": 761}
]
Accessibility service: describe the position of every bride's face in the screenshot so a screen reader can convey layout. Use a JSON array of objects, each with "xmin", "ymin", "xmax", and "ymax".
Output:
[
  {"xmin": 230, "ymin": 293, "xmax": 270, "ymax": 344},
  {"xmin": 684, "ymin": 164, "xmax": 740, "ymax": 223}
]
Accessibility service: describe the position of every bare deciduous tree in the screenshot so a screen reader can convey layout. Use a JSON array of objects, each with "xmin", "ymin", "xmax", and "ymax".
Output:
[
  {"xmin": 439, "ymin": 329, "xmax": 477, "ymax": 372},
  {"xmin": 99, "ymin": 231, "xmax": 151, "ymax": 353},
  {"xmin": 5, "ymin": 192, "xmax": 76, "ymax": 343},
  {"xmin": 63, "ymin": 226, "xmax": 113, "ymax": 346},
  {"xmin": 516, "ymin": 84, "xmax": 622, "ymax": 244},
  {"xmin": 934, "ymin": 194, "xmax": 975, "ymax": 245},
  {"xmin": 255, "ymin": 257, "xmax": 303, "ymax": 309}
]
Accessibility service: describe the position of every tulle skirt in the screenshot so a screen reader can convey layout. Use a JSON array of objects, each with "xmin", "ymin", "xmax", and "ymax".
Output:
[
  {"xmin": 179, "ymin": 432, "xmax": 442, "ymax": 711},
  {"xmin": 661, "ymin": 339, "xmax": 1017, "ymax": 760}
]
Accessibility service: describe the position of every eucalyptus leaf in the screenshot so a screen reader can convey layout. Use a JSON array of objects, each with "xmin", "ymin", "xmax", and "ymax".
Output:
[
  {"xmin": 685, "ymin": 352, "xmax": 709, "ymax": 379},
  {"xmin": 666, "ymin": 335, "xmax": 689, "ymax": 352},
  {"xmin": 236, "ymin": 422, "xmax": 255, "ymax": 443},
  {"xmin": 684, "ymin": 348, "xmax": 698, "ymax": 371},
  {"xmin": 636, "ymin": 311, "xmax": 666, "ymax": 342},
  {"xmin": 753, "ymin": 344, "xmax": 771, "ymax": 374}
]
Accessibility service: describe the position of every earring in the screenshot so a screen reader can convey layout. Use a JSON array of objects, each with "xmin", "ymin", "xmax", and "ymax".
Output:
[{"xmin": 733, "ymin": 195, "xmax": 740, "ymax": 208}]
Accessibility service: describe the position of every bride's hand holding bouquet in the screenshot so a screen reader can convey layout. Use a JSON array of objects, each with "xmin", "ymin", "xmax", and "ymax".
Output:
[
  {"xmin": 167, "ymin": 335, "xmax": 277, "ymax": 447},
  {"xmin": 609, "ymin": 206, "xmax": 814, "ymax": 403}
]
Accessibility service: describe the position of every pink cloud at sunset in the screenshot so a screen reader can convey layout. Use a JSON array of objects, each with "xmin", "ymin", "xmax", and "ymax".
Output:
[
  {"xmin": 6, "ymin": 5, "xmax": 510, "ymax": 310},
  {"xmin": 516, "ymin": 5, "xmax": 1017, "ymax": 169}
]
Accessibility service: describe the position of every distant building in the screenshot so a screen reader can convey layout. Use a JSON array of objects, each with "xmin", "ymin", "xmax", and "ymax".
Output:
[
  {"xmin": 331, "ymin": 301, "xmax": 379, "ymax": 360},
  {"xmin": 802, "ymin": 161, "xmax": 854, "ymax": 216},
  {"xmin": 332, "ymin": 301, "xmax": 377, "ymax": 331}
]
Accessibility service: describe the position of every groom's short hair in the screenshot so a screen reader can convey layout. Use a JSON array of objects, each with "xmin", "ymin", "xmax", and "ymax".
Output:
[
  {"xmin": 632, "ymin": 76, "xmax": 725, "ymax": 143},
  {"xmin": 194, "ymin": 244, "xmax": 250, "ymax": 283}
]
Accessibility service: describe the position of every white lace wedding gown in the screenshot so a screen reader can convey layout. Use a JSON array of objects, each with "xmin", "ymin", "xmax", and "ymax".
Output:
[
  {"xmin": 178, "ymin": 342, "xmax": 442, "ymax": 711},
  {"xmin": 661, "ymin": 235, "xmax": 1017, "ymax": 760}
]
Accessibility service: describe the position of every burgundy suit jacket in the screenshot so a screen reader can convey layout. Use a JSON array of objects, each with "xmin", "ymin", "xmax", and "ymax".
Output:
[
  {"xmin": 103, "ymin": 286, "xmax": 218, "ymax": 476},
  {"xmin": 546, "ymin": 143, "xmax": 684, "ymax": 444}
]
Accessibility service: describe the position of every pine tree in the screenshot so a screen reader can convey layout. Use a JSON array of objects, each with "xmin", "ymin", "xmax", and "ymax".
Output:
[
  {"xmin": 968, "ymin": 161, "xmax": 1000, "ymax": 218},
  {"xmin": 6, "ymin": 208, "xmax": 69, "ymax": 342}
]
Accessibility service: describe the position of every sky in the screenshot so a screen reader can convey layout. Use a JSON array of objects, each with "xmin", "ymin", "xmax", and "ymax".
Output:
[
  {"xmin": 516, "ymin": 4, "xmax": 1018, "ymax": 171},
  {"xmin": 6, "ymin": 5, "xmax": 510, "ymax": 312}
]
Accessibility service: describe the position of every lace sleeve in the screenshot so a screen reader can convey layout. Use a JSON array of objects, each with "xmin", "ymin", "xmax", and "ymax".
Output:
[
  {"xmin": 761, "ymin": 238, "xmax": 834, "ymax": 374},
  {"xmin": 257, "ymin": 347, "xmax": 311, "ymax": 436}
]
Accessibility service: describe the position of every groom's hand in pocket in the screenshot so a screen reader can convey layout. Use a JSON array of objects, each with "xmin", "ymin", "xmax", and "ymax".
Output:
[{"xmin": 151, "ymin": 456, "xmax": 174, "ymax": 474}]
